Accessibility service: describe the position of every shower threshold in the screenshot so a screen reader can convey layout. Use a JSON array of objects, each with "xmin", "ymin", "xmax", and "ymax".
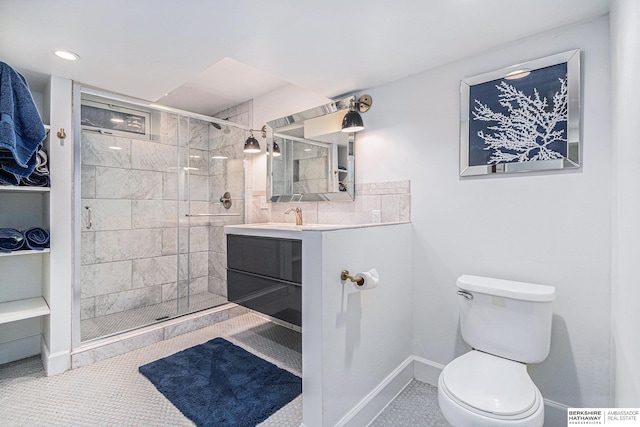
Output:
[{"xmin": 80, "ymin": 291, "xmax": 227, "ymax": 341}]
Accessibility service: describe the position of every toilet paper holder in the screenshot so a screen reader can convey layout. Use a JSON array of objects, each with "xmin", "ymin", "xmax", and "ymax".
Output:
[{"xmin": 341, "ymin": 270, "xmax": 364, "ymax": 286}]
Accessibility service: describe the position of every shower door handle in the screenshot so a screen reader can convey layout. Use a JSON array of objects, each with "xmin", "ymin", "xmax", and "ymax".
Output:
[{"xmin": 85, "ymin": 206, "xmax": 92, "ymax": 230}]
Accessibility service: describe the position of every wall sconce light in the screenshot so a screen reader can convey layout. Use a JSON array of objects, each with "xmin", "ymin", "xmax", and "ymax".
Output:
[
  {"xmin": 271, "ymin": 140, "xmax": 281, "ymax": 157},
  {"xmin": 244, "ymin": 125, "xmax": 267, "ymax": 153},
  {"xmin": 341, "ymin": 94, "xmax": 372, "ymax": 133}
]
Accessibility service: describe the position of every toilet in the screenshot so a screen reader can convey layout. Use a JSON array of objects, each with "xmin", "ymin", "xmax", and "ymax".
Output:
[{"xmin": 438, "ymin": 275, "xmax": 556, "ymax": 427}]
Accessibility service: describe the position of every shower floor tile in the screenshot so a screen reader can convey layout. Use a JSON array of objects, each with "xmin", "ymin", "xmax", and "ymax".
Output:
[{"xmin": 81, "ymin": 291, "xmax": 227, "ymax": 341}]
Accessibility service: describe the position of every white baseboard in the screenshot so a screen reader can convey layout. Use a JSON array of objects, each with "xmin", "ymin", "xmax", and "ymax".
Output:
[
  {"xmin": 544, "ymin": 398, "xmax": 569, "ymax": 426},
  {"xmin": 41, "ymin": 339, "xmax": 70, "ymax": 376},
  {"xmin": 336, "ymin": 356, "xmax": 414, "ymax": 427},
  {"xmin": 413, "ymin": 355, "xmax": 445, "ymax": 386},
  {"xmin": 0, "ymin": 335, "xmax": 40, "ymax": 364}
]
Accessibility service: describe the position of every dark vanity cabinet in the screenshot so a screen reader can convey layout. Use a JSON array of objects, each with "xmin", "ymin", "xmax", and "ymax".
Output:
[{"xmin": 227, "ymin": 234, "xmax": 302, "ymax": 326}]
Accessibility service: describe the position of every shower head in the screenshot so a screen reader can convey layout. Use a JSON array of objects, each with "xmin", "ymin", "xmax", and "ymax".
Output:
[{"xmin": 210, "ymin": 118, "xmax": 230, "ymax": 130}]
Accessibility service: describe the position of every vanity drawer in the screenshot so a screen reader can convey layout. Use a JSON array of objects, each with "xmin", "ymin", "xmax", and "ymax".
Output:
[
  {"xmin": 227, "ymin": 269, "xmax": 301, "ymax": 326},
  {"xmin": 227, "ymin": 234, "xmax": 301, "ymax": 283}
]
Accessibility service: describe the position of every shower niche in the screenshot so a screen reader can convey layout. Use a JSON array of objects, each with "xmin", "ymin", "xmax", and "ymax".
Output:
[{"xmin": 77, "ymin": 91, "xmax": 246, "ymax": 342}]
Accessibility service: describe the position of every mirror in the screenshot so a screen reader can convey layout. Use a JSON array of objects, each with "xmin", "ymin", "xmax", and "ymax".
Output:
[{"xmin": 267, "ymin": 97, "xmax": 355, "ymax": 202}]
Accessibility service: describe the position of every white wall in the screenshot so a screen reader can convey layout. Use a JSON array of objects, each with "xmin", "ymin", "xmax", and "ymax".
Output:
[
  {"xmin": 356, "ymin": 16, "xmax": 612, "ymax": 409},
  {"xmin": 44, "ymin": 75, "xmax": 73, "ymax": 375},
  {"xmin": 302, "ymin": 223, "xmax": 413, "ymax": 426},
  {"xmin": 610, "ymin": 0, "xmax": 640, "ymax": 406}
]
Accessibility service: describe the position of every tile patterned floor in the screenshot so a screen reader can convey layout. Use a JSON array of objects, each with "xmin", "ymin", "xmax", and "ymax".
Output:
[
  {"xmin": 372, "ymin": 380, "xmax": 451, "ymax": 426},
  {"xmin": 1, "ymin": 312, "xmax": 449, "ymax": 426},
  {"xmin": 81, "ymin": 292, "xmax": 228, "ymax": 341}
]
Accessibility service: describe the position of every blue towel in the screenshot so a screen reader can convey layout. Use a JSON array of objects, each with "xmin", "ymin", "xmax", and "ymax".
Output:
[
  {"xmin": 1, "ymin": 145, "xmax": 50, "ymax": 187},
  {"xmin": 22, "ymin": 227, "xmax": 50, "ymax": 250},
  {"xmin": 34, "ymin": 147, "xmax": 49, "ymax": 176},
  {"xmin": 0, "ymin": 228, "xmax": 25, "ymax": 252},
  {"xmin": 0, "ymin": 62, "xmax": 46, "ymax": 178},
  {"xmin": 20, "ymin": 171, "xmax": 50, "ymax": 187},
  {"xmin": 0, "ymin": 167, "xmax": 20, "ymax": 185}
]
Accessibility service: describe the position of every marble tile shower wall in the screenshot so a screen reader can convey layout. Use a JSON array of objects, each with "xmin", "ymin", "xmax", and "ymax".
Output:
[
  {"xmin": 80, "ymin": 110, "xmax": 246, "ymax": 322},
  {"xmin": 209, "ymin": 100, "xmax": 252, "ymax": 299}
]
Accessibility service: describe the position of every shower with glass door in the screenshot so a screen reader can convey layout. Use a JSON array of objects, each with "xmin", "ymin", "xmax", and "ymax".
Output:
[{"xmin": 75, "ymin": 89, "xmax": 245, "ymax": 343}]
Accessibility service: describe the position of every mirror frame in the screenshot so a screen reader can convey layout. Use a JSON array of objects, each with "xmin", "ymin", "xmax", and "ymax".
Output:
[{"xmin": 266, "ymin": 96, "xmax": 355, "ymax": 202}]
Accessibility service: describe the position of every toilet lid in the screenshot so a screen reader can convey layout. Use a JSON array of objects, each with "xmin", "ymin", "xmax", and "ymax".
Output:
[{"xmin": 442, "ymin": 350, "xmax": 538, "ymax": 416}]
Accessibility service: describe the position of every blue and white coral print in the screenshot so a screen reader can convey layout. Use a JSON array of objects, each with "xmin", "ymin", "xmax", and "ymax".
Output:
[{"xmin": 468, "ymin": 63, "xmax": 568, "ymax": 167}]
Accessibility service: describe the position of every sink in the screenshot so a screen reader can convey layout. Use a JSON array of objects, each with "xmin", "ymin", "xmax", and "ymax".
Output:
[
  {"xmin": 241, "ymin": 222, "xmax": 304, "ymax": 230},
  {"xmin": 224, "ymin": 222, "xmax": 393, "ymax": 238},
  {"xmin": 239, "ymin": 222, "xmax": 341, "ymax": 231},
  {"xmin": 224, "ymin": 223, "xmax": 347, "ymax": 238}
]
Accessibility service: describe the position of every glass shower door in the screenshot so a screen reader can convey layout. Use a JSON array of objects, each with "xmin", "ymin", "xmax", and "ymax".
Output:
[
  {"xmin": 78, "ymin": 101, "xmax": 183, "ymax": 341},
  {"xmin": 176, "ymin": 116, "xmax": 245, "ymax": 316},
  {"xmin": 77, "ymin": 91, "xmax": 244, "ymax": 343}
]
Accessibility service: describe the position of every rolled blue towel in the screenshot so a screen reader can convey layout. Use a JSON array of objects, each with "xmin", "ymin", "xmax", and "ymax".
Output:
[
  {"xmin": 22, "ymin": 227, "xmax": 50, "ymax": 250},
  {"xmin": 0, "ymin": 148, "xmax": 19, "ymax": 184},
  {"xmin": 20, "ymin": 170, "xmax": 50, "ymax": 187},
  {"xmin": 0, "ymin": 228, "xmax": 25, "ymax": 252},
  {"xmin": 35, "ymin": 148, "xmax": 49, "ymax": 176},
  {"xmin": 0, "ymin": 167, "xmax": 19, "ymax": 185}
]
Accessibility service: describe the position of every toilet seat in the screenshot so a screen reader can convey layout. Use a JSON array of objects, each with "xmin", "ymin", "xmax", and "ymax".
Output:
[{"xmin": 440, "ymin": 350, "xmax": 542, "ymax": 420}]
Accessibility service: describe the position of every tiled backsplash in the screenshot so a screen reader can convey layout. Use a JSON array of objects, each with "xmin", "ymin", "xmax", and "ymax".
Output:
[{"xmin": 246, "ymin": 179, "xmax": 411, "ymax": 225}]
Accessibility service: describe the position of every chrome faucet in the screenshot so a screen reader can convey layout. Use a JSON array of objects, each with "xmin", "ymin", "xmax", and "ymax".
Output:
[{"xmin": 284, "ymin": 207, "xmax": 303, "ymax": 225}]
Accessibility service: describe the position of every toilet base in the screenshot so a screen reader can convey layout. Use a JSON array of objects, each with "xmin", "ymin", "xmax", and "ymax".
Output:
[{"xmin": 438, "ymin": 372, "xmax": 544, "ymax": 427}]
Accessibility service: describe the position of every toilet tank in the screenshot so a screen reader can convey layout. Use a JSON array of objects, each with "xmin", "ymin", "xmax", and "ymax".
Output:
[{"xmin": 457, "ymin": 275, "xmax": 556, "ymax": 364}]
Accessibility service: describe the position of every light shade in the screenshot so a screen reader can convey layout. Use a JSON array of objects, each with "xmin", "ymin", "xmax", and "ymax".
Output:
[
  {"xmin": 243, "ymin": 135, "xmax": 261, "ymax": 153},
  {"xmin": 341, "ymin": 110, "xmax": 364, "ymax": 132},
  {"xmin": 54, "ymin": 50, "xmax": 80, "ymax": 61},
  {"xmin": 272, "ymin": 141, "xmax": 281, "ymax": 157}
]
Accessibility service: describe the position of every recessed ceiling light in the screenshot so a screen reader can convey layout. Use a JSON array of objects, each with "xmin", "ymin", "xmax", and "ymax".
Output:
[{"xmin": 54, "ymin": 50, "xmax": 80, "ymax": 61}]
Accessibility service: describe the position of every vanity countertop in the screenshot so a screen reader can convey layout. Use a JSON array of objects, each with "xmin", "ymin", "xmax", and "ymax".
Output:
[{"xmin": 224, "ymin": 222, "xmax": 409, "ymax": 239}]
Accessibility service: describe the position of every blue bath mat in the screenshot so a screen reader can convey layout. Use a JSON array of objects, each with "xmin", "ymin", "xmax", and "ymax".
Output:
[{"xmin": 139, "ymin": 337, "xmax": 301, "ymax": 427}]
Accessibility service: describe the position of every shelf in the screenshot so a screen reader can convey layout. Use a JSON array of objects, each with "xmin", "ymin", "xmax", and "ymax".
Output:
[
  {"xmin": 0, "ymin": 248, "xmax": 50, "ymax": 257},
  {"xmin": 0, "ymin": 297, "xmax": 50, "ymax": 325},
  {"xmin": 0, "ymin": 186, "xmax": 50, "ymax": 193}
]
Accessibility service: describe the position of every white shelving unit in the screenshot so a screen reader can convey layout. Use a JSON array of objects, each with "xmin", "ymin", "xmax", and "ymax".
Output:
[
  {"xmin": 0, "ymin": 186, "xmax": 50, "ymax": 193},
  {"xmin": 0, "ymin": 297, "xmax": 50, "ymax": 324},
  {"xmin": 0, "ymin": 75, "xmax": 73, "ymax": 376},
  {"xmin": 0, "ymin": 125, "xmax": 52, "ymax": 364},
  {"xmin": 0, "ymin": 248, "xmax": 50, "ymax": 257}
]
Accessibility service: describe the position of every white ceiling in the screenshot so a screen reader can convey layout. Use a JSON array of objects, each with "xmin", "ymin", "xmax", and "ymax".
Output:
[{"xmin": 0, "ymin": 0, "xmax": 610, "ymax": 116}]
